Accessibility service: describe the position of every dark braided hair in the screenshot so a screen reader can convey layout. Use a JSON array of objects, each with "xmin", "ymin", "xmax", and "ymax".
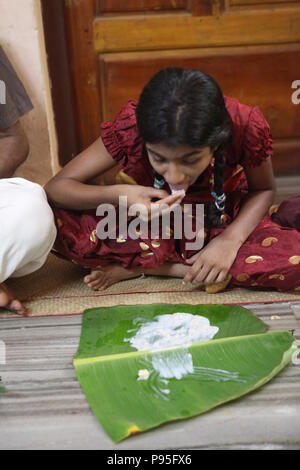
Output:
[{"xmin": 136, "ymin": 67, "xmax": 232, "ymax": 227}]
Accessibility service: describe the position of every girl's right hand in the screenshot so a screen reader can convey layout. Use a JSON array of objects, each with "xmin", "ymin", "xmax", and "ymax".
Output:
[{"xmin": 117, "ymin": 184, "xmax": 186, "ymax": 221}]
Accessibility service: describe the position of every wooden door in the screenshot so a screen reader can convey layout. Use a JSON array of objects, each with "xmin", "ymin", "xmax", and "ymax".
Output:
[{"xmin": 61, "ymin": 0, "xmax": 300, "ymax": 175}]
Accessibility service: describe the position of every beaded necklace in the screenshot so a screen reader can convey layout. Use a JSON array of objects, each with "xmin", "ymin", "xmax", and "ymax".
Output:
[{"xmin": 209, "ymin": 157, "xmax": 226, "ymax": 212}]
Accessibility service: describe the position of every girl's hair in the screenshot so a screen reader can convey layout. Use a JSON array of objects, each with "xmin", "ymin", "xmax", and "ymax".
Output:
[{"xmin": 136, "ymin": 67, "xmax": 232, "ymax": 227}]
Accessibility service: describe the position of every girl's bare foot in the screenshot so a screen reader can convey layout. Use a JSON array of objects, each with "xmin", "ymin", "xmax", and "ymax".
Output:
[
  {"xmin": 84, "ymin": 264, "xmax": 144, "ymax": 291},
  {"xmin": 84, "ymin": 262, "xmax": 190, "ymax": 291},
  {"xmin": 0, "ymin": 283, "xmax": 27, "ymax": 315}
]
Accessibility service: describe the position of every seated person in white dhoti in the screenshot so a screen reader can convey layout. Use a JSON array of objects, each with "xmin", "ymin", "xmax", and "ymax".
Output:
[{"xmin": 0, "ymin": 46, "xmax": 57, "ymax": 314}]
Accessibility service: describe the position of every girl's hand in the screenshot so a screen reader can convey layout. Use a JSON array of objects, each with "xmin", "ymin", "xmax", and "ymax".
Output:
[
  {"xmin": 183, "ymin": 235, "xmax": 241, "ymax": 286},
  {"xmin": 118, "ymin": 185, "xmax": 185, "ymax": 221}
]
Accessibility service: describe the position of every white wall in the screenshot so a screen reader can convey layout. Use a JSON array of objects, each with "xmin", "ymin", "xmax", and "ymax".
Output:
[{"xmin": 0, "ymin": 0, "xmax": 58, "ymax": 184}]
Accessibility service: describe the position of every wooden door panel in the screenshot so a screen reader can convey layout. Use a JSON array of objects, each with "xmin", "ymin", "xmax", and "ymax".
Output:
[
  {"xmin": 93, "ymin": 8, "xmax": 300, "ymax": 53},
  {"xmin": 96, "ymin": 0, "xmax": 188, "ymax": 14},
  {"xmin": 98, "ymin": 46, "xmax": 300, "ymax": 138},
  {"xmin": 95, "ymin": 0, "xmax": 214, "ymax": 15},
  {"xmin": 62, "ymin": 0, "xmax": 300, "ymax": 174},
  {"xmin": 229, "ymin": 0, "xmax": 300, "ymax": 6},
  {"xmin": 98, "ymin": 45, "xmax": 300, "ymax": 174}
]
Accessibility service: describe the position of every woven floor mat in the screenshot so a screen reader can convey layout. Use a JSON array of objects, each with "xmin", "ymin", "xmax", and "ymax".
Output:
[{"xmin": 1, "ymin": 254, "xmax": 299, "ymax": 317}]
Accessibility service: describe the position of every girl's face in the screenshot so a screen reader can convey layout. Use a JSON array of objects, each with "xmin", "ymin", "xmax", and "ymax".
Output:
[{"xmin": 146, "ymin": 143, "xmax": 214, "ymax": 192}]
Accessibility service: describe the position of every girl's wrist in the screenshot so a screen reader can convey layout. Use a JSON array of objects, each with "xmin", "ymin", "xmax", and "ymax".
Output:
[
  {"xmin": 99, "ymin": 184, "xmax": 126, "ymax": 206},
  {"xmin": 217, "ymin": 227, "xmax": 244, "ymax": 250}
]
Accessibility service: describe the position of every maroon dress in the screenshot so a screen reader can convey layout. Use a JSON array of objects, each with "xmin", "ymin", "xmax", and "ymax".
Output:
[{"xmin": 52, "ymin": 98, "xmax": 300, "ymax": 292}]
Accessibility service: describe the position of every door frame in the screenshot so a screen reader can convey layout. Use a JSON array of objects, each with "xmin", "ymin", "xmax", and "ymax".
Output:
[{"xmin": 41, "ymin": 0, "xmax": 79, "ymax": 166}]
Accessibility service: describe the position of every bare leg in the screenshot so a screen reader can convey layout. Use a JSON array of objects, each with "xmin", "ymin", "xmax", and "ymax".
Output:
[
  {"xmin": 145, "ymin": 262, "xmax": 189, "ymax": 279},
  {"xmin": 84, "ymin": 262, "xmax": 189, "ymax": 291},
  {"xmin": 0, "ymin": 122, "xmax": 29, "ymax": 178},
  {"xmin": 0, "ymin": 283, "xmax": 26, "ymax": 315}
]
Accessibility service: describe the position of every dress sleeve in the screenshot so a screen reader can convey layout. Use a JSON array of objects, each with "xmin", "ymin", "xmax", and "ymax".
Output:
[
  {"xmin": 241, "ymin": 106, "xmax": 273, "ymax": 168},
  {"xmin": 100, "ymin": 100, "xmax": 140, "ymax": 169},
  {"xmin": 0, "ymin": 46, "xmax": 33, "ymax": 129}
]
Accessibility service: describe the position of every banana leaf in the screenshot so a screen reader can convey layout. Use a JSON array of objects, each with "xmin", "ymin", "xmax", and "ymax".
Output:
[
  {"xmin": 0, "ymin": 377, "xmax": 6, "ymax": 393},
  {"xmin": 74, "ymin": 304, "xmax": 297, "ymax": 443}
]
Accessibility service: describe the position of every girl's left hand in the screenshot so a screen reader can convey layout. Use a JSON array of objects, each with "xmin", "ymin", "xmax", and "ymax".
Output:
[{"xmin": 183, "ymin": 235, "xmax": 241, "ymax": 286}]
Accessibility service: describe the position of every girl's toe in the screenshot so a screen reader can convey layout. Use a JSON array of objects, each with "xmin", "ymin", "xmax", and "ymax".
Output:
[
  {"xmin": 84, "ymin": 270, "xmax": 104, "ymax": 284},
  {"xmin": 88, "ymin": 279, "xmax": 103, "ymax": 289},
  {"xmin": 97, "ymin": 282, "xmax": 109, "ymax": 291}
]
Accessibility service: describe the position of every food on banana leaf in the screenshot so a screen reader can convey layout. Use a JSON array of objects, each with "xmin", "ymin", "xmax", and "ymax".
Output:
[
  {"xmin": 74, "ymin": 303, "xmax": 298, "ymax": 442},
  {"xmin": 137, "ymin": 369, "xmax": 150, "ymax": 381}
]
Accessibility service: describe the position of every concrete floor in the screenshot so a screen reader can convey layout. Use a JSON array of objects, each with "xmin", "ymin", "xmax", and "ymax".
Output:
[
  {"xmin": 0, "ymin": 175, "xmax": 300, "ymax": 450},
  {"xmin": 0, "ymin": 302, "xmax": 299, "ymax": 450}
]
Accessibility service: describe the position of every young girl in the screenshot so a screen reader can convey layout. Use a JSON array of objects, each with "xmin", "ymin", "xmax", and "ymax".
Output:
[{"xmin": 45, "ymin": 68, "xmax": 300, "ymax": 293}]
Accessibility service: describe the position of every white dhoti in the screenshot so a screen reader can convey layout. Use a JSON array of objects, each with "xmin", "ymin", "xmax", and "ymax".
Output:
[{"xmin": 0, "ymin": 178, "xmax": 57, "ymax": 283}]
